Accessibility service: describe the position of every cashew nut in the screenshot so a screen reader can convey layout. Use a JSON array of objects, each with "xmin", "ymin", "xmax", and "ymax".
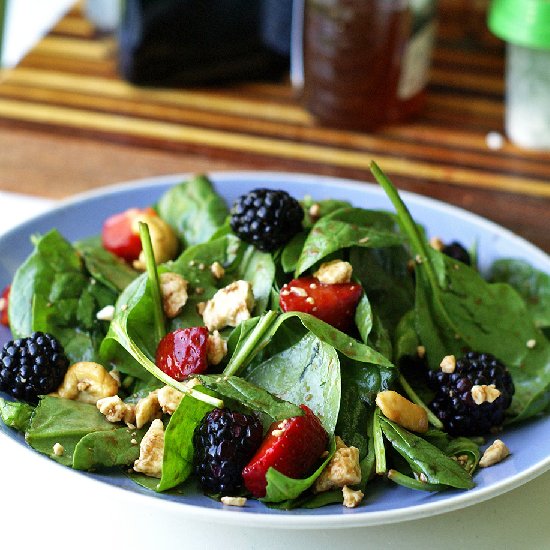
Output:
[
  {"xmin": 376, "ymin": 390, "xmax": 428, "ymax": 433},
  {"xmin": 97, "ymin": 395, "xmax": 136, "ymax": 425},
  {"xmin": 132, "ymin": 213, "xmax": 179, "ymax": 270},
  {"xmin": 57, "ymin": 362, "xmax": 119, "ymax": 404}
]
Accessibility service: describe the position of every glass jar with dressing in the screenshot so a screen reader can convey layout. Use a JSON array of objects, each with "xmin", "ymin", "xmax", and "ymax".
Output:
[{"xmin": 301, "ymin": 0, "xmax": 437, "ymax": 131}]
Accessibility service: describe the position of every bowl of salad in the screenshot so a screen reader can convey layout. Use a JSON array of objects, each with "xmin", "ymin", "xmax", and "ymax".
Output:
[{"xmin": 0, "ymin": 164, "xmax": 548, "ymax": 528}]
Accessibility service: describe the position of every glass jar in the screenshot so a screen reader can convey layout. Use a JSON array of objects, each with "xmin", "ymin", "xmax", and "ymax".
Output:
[{"xmin": 301, "ymin": 0, "xmax": 436, "ymax": 131}]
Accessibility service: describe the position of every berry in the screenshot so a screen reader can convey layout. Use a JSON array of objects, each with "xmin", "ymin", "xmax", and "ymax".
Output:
[
  {"xmin": 0, "ymin": 285, "xmax": 10, "ymax": 327},
  {"xmin": 242, "ymin": 405, "xmax": 328, "ymax": 498},
  {"xmin": 102, "ymin": 207, "xmax": 156, "ymax": 262},
  {"xmin": 230, "ymin": 188, "xmax": 304, "ymax": 252},
  {"xmin": 155, "ymin": 327, "xmax": 209, "ymax": 381},
  {"xmin": 193, "ymin": 408, "xmax": 263, "ymax": 495},
  {"xmin": 442, "ymin": 241, "xmax": 471, "ymax": 266},
  {"xmin": 428, "ymin": 351, "xmax": 515, "ymax": 436},
  {"xmin": 0, "ymin": 332, "xmax": 70, "ymax": 404},
  {"xmin": 279, "ymin": 276, "xmax": 362, "ymax": 332}
]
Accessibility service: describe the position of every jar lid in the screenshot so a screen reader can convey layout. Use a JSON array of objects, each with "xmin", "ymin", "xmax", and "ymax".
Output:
[{"xmin": 488, "ymin": 0, "xmax": 550, "ymax": 49}]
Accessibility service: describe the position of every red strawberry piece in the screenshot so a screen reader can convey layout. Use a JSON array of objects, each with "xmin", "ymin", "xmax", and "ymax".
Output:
[
  {"xmin": 0, "ymin": 285, "xmax": 10, "ymax": 327},
  {"xmin": 279, "ymin": 276, "xmax": 362, "ymax": 332},
  {"xmin": 242, "ymin": 405, "xmax": 328, "ymax": 498},
  {"xmin": 155, "ymin": 327, "xmax": 209, "ymax": 381},
  {"xmin": 101, "ymin": 207, "xmax": 156, "ymax": 262}
]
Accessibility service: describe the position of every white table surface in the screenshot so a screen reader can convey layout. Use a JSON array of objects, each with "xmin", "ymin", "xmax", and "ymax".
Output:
[{"xmin": 0, "ymin": 193, "xmax": 549, "ymax": 549}]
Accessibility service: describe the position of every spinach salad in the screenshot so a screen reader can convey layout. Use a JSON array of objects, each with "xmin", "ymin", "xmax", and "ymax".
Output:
[{"xmin": 0, "ymin": 163, "xmax": 548, "ymax": 511}]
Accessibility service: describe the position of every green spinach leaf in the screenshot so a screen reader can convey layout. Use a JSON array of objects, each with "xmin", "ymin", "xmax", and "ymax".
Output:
[
  {"xmin": 245, "ymin": 333, "xmax": 341, "ymax": 433},
  {"xmin": 0, "ymin": 398, "xmax": 34, "ymax": 432},
  {"xmin": 25, "ymin": 396, "xmax": 116, "ymax": 466},
  {"xmin": 156, "ymin": 175, "xmax": 228, "ymax": 248}
]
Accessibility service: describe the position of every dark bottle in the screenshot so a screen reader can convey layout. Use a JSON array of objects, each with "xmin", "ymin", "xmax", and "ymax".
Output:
[{"xmin": 118, "ymin": 0, "xmax": 291, "ymax": 86}]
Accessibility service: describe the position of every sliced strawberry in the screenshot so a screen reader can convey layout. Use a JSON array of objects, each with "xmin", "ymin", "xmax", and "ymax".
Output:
[
  {"xmin": 101, "ymin": 207, "xmax": 156, "ymax": 262},
  {"xmin": 155, "ymin": 327, "xmax": 209, "ymax": 381},
  {"xmin": 0, "ymin": 285, "xmax": 10, "ymax": 327},
  {"xmin": 279, "ymin": 276, "xmax": 362, "ymax": 332},
  {"xmin": 242, "ymin": 405, "xmax": 328, "ymax": 498}
]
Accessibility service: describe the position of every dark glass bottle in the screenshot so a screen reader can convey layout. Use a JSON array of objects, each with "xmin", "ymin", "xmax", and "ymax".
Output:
[{"xmin": 118, "ymin": 0, "xmax": 291, "ymax": 86}]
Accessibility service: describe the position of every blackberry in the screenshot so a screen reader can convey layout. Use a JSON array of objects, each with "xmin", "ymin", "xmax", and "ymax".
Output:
[
  {"xmin": 230, "ymin": 188, "xmax": 304, "ymax": 252},
  {"xmin": 442, "ymin": 241, "xmax": 471, "ymax": 266},
  {"xmin": 428, "ymin": 352, "xmax": 514, "ymax": 436},
  {"xmin": 193, "ymin": 408, "xmax": 263, "ymax": 495},
  {"xmin": 0, "ymin": 332, "xmax": 69, "ymax": 404}
]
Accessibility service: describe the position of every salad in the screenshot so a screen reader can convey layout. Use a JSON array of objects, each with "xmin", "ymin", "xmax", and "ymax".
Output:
[{"xmin": 0, "ymin": 163, "xmax": 548, "ymax": 511}]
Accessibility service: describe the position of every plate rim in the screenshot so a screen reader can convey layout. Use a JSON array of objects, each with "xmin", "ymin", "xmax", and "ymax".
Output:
[{"xmin": 1, "ymin": 170, "xmax": 549, "ymax": 529}]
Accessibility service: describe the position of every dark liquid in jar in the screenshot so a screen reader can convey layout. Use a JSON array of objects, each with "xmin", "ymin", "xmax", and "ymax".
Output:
[{"xmin": 302, "ymin": 0, "xmax": 428, "ymax": 131}]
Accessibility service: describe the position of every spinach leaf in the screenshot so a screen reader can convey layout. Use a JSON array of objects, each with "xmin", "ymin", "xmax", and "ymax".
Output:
[
  {"xmin": 198, "ymin": 375, "xmax": 303, "ymax": 421},
  {"xmin": 236, "ymin": 246, "xmax": 275, "ymax": 315},
  {"xmin": 334, "ymin": 381, "xmax": 369, "ymax": 457},
  {"xmin": 261, "ymin": 436, "xmax": 336, "ymax": 503},
  {"xmin": 156, "ymin": 175, "xmax": 228, "ymax": 248},
  {"xmin": 489, "ymin": 259, "xmax": 550, "ymax": 330},
  {"xmin": 371, "ymin": 162, "xmax": 550, "ymax": 422},
  {"xmin": 379, "ymin": 416, "xmax": 474, "ymax": 489},
  {"xmin": 295, "ymin": 208, "xmax": 404, "ymax": 276},
  {"xmin": 350, "ymin": 245, "xmax": 414, "ymax": 336},
  {"xmin": 245, "ymin": 333, "xmax": 341, "ymax": 433},
  {"xmin": 73, "ymin": 426, "xmax": 147, "ymax": 471},
  {"xmin": 0, "ymin": 398, "xmax": 34, "ymax": 432},
  {"xmin": 158, "ymin": 392, "xmax": 215, "ymax": 491},
  {"xmin": 9, "ymin": 230, "xmax": 116, "ymax": 363},
  {"xmin": 75, "ymin": 237, "xmax": 138, "ymax": 292},
  {"xmin": 280, "ymin": 230, "xmax": 308, "ymax": 274},
  {"xmin": 25, "ymin": 396, "xmax": 116, "ymax": 466},
  {"xmin": 393, "ymin": 310, "xmax": 419, "ymax": 362}
]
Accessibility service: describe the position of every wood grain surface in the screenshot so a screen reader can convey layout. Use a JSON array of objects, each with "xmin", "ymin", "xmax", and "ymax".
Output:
[{"xmin": 0, "ymin": 1, "xmax": 549, "ymax": 251}]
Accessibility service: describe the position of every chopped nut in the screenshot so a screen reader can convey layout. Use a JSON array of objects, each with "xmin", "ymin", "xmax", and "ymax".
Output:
[
  {"xmin": 526, "ymin": 339, "xmax": 536, "ymax": 349},
  {"xmin": 57, "ymin": 362, "xmax": 119, "ymax": 404},
  {"xmin": 132, "ymin": 214, "xmax": 179, "ymax": 270},
  {"xmin": 479, "ymin": 439, "xmax": 510, "ymax": 468},
  {"xmin": 53, "ymin": 443, "xmax": 65, "ymax": 457},
  {"xmin": 201, "ymin": 280, "xmax": 254, "ymax": 331},
  {"xmin": 97, "ymin": 395, "xmax": 136, "ymax": 425},
  {"xmin": 210, "ymin": 261, "xmax": 225, "ymax": 280},
  {"xmin": 157, "ymin": 385, "xmax": 184, "ymax": 415},
  {"xmin": 130, "ymin": 439, "xmax": 138, "ymax": 445},
  {"xmin": 271, "ymin": 429, "xmax": 285, "ymax": 437},
  {"xmin": 313, "ymin": 260, "xmax": 353, "ymax": 284},
  {"xmin": 207, "ymin": 330, "xmax": 227, "ymax": 365},
  {"xmin": 429, "ymin": 237, "xmax": 445, "ymax": 251},
  {"xmin": 135, "ymin": 390, "xmax": 162, "ymax": 429},
  {"xmin": 440, "ymin": 355, "xmax": 456, "ymax": 374},
  {"xmin": 96, "ymin": 305, "xmax": 115, "ymax": 321},
  {"xmin": 133, "ymin": 419, "xmax": 165, "ymax": 478},
  {"xmin": 196, "ymin": 301, "xmax": 206, "ymax": 315},
  {"xmin": 471, "ymin": 384, "xmax": 501, "ymax": 405},
  {"xmin": 160, "ymin": 272, "xmax": 188, "ymax": 318},
  {"xmin": 417, "ymin": 345, "xmax": 426, "ymax": 359},
  {"xmin": 376, "ymin": 390, "xmax": 428, "ymax": 433},
  {"xmin": 314, "ymin": 438, "xmax": 361, "ymax": 493},
  {"xmin": 306, "ymin": 296, "xmax": 315, "ymax": 305},
  {"xmin": 342, "ymin": 486, "xmax": 364, "ymax": 508},
  {"xmin": 309, "ymin": 203, "xmax": 321, "ymax": 221},
  {"xmin": 220, "ymin": 496, "xmax": 247, "ymax": 507}
]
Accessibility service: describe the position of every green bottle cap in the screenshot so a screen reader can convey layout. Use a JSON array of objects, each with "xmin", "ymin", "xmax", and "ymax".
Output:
[{"xmin": 488, "ymin": 0, "xmax": 550, "ymax": 49}]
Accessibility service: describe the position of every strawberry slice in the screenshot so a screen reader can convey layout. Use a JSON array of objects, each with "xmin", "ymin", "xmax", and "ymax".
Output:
[
  {"xmin": 155, "ymin": 327, "xmax": 209, "ymax": 381},
  {"xmin": 0, "ymin": 285, "xmax": 10, "ymax": 327},
  {"xmin": 279, "ymin": 276, "xmax": 362, "ymax": 332},
  {"xmin": 242, "ymin": 405, "xmax": 328, "ymax": 498}
]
